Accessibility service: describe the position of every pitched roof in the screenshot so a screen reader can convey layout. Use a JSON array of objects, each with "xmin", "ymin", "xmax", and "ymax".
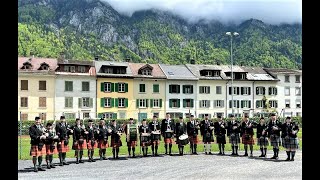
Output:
[
  {"xmin": 57, "ymin": 59, "xmax": 94, "ymax": 66},
  {"xmin": 18, "ymin": 57, "xmax": 58, "ymax": 74},
  {"xmin": 264, "ymin": 68, "xmax": 302, "ymax": 75},
  {"xmin": 159, "ymin": 64, "xmax": 198, "ymax": 80},
  {"xmin": 241, "ymin": 66, "xmax": 279, "ymax": 81},
  {"xmin": 185, "ymin": 64, "xmax": 223, "ymax": 80},
  {"xmin": 128, "ymin": 63, "xmax": 166, "ymax": 78},
  {"xmin": 94, "ymin": 61, "xmax": 133, "ymax": 77}
]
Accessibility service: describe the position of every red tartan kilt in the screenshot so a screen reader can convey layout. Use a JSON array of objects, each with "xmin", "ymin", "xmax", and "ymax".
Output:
[
  {"xmin": 189, "ymin": 136, "xmax": 199, "ymax": 144},
  {"xmin": 87, "ymin": 140, "xmax": 98, "ymax": 149},
  {"xmin": 45, "ymin": 144, "xmax": 58, "ymax": 155},
  {"xmin": 57, "ymin": 140, "xmax": 69, "ymax": 153},
  {"xmin": 98, "ymin": 140, "xmax": 109, "ymax": 149},
  {"xmin": 242, "ymin": 134, "xmax": 255, "ymax": 145},
  {"xmin": 151, "ymin": 140, "xmax": 160, "ymax": 145},
  {"xmin": 111, "ymin": 138, "xmax": 122, "ymax": 147},
  {"xmin": 164, "ymin": 138, "xmax": 173, "ymax": 144},
  {"xmin": 30, "ymin": 145, "xmax": 46, "ymax": 157},
  {"xmin": 72, "ymin": 140, "xmax": 87, "ymax": 150},
  {"xmin": 127, "ymin": 141, "xmax": 137, "ymax": 147}
]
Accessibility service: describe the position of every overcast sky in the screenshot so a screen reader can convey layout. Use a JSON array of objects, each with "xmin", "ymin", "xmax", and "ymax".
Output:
[{"xmin": 101, "ymin": 0, "xmax": 302, "ymax": 25}]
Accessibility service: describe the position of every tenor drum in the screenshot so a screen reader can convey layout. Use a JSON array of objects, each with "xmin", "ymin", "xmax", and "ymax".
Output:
[
  {"xmin": 127, "ymin": 124, "xmax": 138, "ymax": 141},
  {"xmin": 178, "ymin": 134, "xmax": 189, "ymax": 145},
  {"xmin": 165, "ymin": 130, "xmax": 174, "ymax": 138}
]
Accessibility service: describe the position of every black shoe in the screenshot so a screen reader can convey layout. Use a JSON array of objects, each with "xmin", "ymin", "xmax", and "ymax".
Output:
[
  {"xmin": 91, "ymin": 159, "xmax": 96, "ymax": 162},
  {"xmin": 218, "ymin": 152, "xmax": 222, "ymax": 155},
  {"xmin": 88, "ymin": 159, "xmax": 92, "ymax": 162},
  {"xmin": 259, "ymin": 154, "xmax": 264, "ymax": 157},
  {"xmin": 50, "ymin": 164, "xmax": 55, "ymax": 168},
  {"xmin": 250, "ymin": 154, "xmax": 253, "ymax": 157},
  {"xmin": 285, "ymin": 157, "xmax": 290, "ymax": 161},
  {"xmin": 79, "ymin": 160, "xmax": 84, "ymax": 163},
  {"xmin": 59, "ymin": 162, "xmax": 63, "ymax": 166},
  {"xmin": 155, "ymin": 154, "xmax": 159, "ymax": 156},
  {"xmin": 34, "ymin": 167, "xmax": 38, "ymax": 172},
  {"xmin": 103, "ymin": 157, "xmax": 107, "ymax": 160},
  {"xmin": 270, "ymin": 156, "xmax": 276, "ymax": 159},
  {"xmin": 205, "ymin": 152, "xmax": 208, "ymax": 155},
  {"xmin": 76, "ymin": 161, "xmax": 79, "ymax": 164},
  {"xmin": 244, "ymin": 153, "xmax": 248, "ymax": 156},
  {"xmin": 290, "ymin": 158, "xmax": 294, "ymax": 161},
  {"xmin": 209, "ymin": 152, "xmax": 212, "ymax": 155},
  {"xmin": 63, "ymin": 162, "xmax": 69, "ymax": 165},
  {"xmin": 38, "ymin": 167, "xmax": 46, "ymax": 171},
  {"xmin": 47, "ymin": 165, "xmax": 51, "ymax": 169},
  {"xmin": 116, "ymin": 156, "xmax": 119, "ymax": 159},
  {"xmin": 222, "ymin": 152, "xmax": 225, "ymax": 155}
]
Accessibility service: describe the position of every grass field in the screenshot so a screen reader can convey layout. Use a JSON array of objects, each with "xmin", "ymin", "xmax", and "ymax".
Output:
[{"xmin": 18, "ymin": 129, "xmax": 302, "ymax": 160}]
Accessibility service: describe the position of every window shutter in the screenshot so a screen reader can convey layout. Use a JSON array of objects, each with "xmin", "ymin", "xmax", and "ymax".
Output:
[
  {"xmin": 169, "ymin": 85, "xmax": 172, "ymax": 93},
  {"xmin": 113, "ymin": 113, "xmax": 117, "ymax": 119},
  {"xmin": 101, "ymin": 82, "xmax": 104, "ymax": 91},
  {"xmin": 111, "ymin": 98, "xmax": 114, "ymax": 107},
  {"xmin": 221, "ymin": 100, "xmax": 224, "ymax": 107},
  {"xmin": 241, "ymin": 87, "xmax": 244, "ymax": 95},
  {"xmin": 208, "ymin": 87, "xmax": 210, "ymax": 94},
  {"xmin": 125, "ymin": 98, "xmax": 128, "ymax": 107},
  {"xmin": 100, "ymin": 98, "xmax": 105, "ymax": 107},
  {"xmin": 191, "ymin": 99, "xmax": 194, "ymax": 108},
  {"xmin": 65, "ymin": 98, "xmax": 68, "ymax": 108},
  {"xmin": 183, "ymin": 99, "xmax": 186, "ymax": 108},
  {"xmin": 146, "ymin": 99, "xmax": 149, "ymax": 107},
  {"xmin": 110, "ymin": 83, "xmax": 114, "ymax": 92},
  {"xmin": 115, "ymin": 83, "xmax": 119, "ymax": 92},
  {"xmin": 269, "ymin": 87, "xmax": 271, "ymax": 95},
  {"xmin": 183, "ymin": 85, "xmax": 186, "ymax": 93},
  {"xmin": 177, "ymin": 86, "xmax": 180, "ymax": 93},
  {"xmin": 191, "ymin": 86, "xmax": 193, "ymax": 93},
  {"xmin": 160, "ymin": 99, "xmax": 162, "ymax": 107},
  {"xmin": 213, "ymin": 100, "xmax": 216, "ymax": 108},
  {"xmin": 248, "ymin": 100, "xmax": 251, "ymax": 108},
  {"xmin": 256, "ymin": 100, "xmax": 260, "ymax": 108},
  {"xmin": 169, "ymin": 99, "xmax": 172, "ymax": 108},
  {"xmin": 256, "ymin": 87, "xmax": 259, "ymax": 95},
  {"xmin": 207, "ymin": 100, "xmax": 210, "ymax": 108},
  {"xmin": 275, "ymin": 101, "xmax": 278, "ymax": 108},
  {"xmin": 241, "ymin": 100, "xmax": 244, "ymax": 108},
  {"xmin": 98, "ymin": 113, "xmax": 103, "ymax": 118},
  {"xmin": 237, "ymin": 87, "xmax": 240, "ymax": 95},
  {"xmin": 237, "ymin": 100, "xmax": 240, "ymax": 108},
  {"xmin": 229, "ymin": 100, "xmax": 232, "ymax": 108},
  {"xmin": 136, "ymin": 99, "xmax": 139, "ymax": 108},
  {"xmin": 115, "ymin": 98, "xmax": 119, "ymax": 107},
  {"xmin": 78, "ymin": 98, "xmax": 82, "ymax": 108},
  {"xmin": 150, "ymin": 99, "xmax": 153, "ymax": 108},
  {"xmin": 200, "ymin": 101, "xmax": 202, "ymax": 108},
  {"xmin": 125, "ymin": 83, "xmax": 128, "ymax": 92},
  {"xmin": 229, "ymin": 87, "xmax": 232, "ymax": 95},
  {"xmin": 248, "ymin": 87, "xmax": 251, "ymax": 95},
  {"xmin": 275, "ymin": 88, "xmax": 278, "ymax": 95},
  {"xmin": 177, "ymin": 99, "xmax": 180, "ymax": 108},
  {"xmin": 89, "ymin": 98, "xmax": 93, "ymax": 108},
  {"xmin": 263, "ymin": 87, "xmax": 266, "ymax": 95}
]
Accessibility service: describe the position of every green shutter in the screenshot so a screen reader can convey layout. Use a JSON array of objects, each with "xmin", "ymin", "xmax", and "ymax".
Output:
[
  {"xmin": 100, "ymin": 98, "xmax": 105, "ymax": 107},
  {"xmin": 237, "ymin": 87, "xmax": 240, "ymax": 95},
  {"xmin": 101, "ymin": 82, "xmax": 104, "ymax": 91},
  {"xmin": 269, "ymin": 87, "xmax": 271, "ymax": 95},
  {"xmin": 183, "ymin": 99, "xmax": 186, "ymax": 108},
  {"xmin": 248, "ymin": 87, "xmax": 251, "ymax": 95},
  {"xmin": 150, "ymin": 99, "xmax": 153, "ymax": 108},
  {"xmin": 111, "ymin": 83, "xmax": 114, "ymax": 92},
  {"xmin": 115, "ymin": 98, "xmax": 119, "ymax": 107},
  {"xmin": 115, "ymin": 83, "xmax": 119, "ymax": 92},
  {"xmin": 275, "ymin": 88, "xmax": 278, "ymax": 95},
  {"xmin": 125, "ymin": 98, "xmax": 128, "ymax": 107},
  {"xmin": 241, "ymin": 100, "xmax": 243, "ymax": 108},
  {"xmin": 177, "ymin": 85, "xmax": 180, "ymax": 93},
  {"xmin": 237, "ymin": 100, "xmax": 240, "ymax": 108},
  {"xmin": 229, "ymin": 87, "xmax": 232, "ymax": 95},
  {"xmin": 113, "ymin": 113, "xmax": 117, "ymax": 119},
  {"xmin": 191, "ymin": 99, "xmax": 194, "ymax": 107},
  {"xmin": 183, "ymin": 85, "xmax": 186, "ymax": 93},
  {"xmin": 125, "ymin": 83, "xmax": 128, "ymax": 92},
  {"xmin": 169, "ymin": 99, "xmax": 172, "ymax": 108},
  {"xmin": 153, "ymin": 84, "xmax": 159, "ymax": 93},
  {"xmin": 263, "ymin": 87, "xmax": 266, "ymax": 95},
  {"xmin": 160, "ymin": 99, "xmax": 162, "ymax": 107},
  {"xmin": 136, "ymin": 99, "xmax": 139, "ymax": 108},
  {"xmin": 89, "ymin": 98, "xmax": 93, "ymax": 108},
  {"xmin": 146, "ymin": 99, "xmax": 149, "ymax": 107},
  {"xmin": 79, "ymin": 98, "xmax": 82, "ymax": 108},
  {"xmin": 241, "ymin": 87, "xmax": 244, "ymax": 95},
  {"xmin": 177, "ymin": 99, "xmax": 180, "ymax": 107},
  {"xmin": 111, "ymin": 98, "xmax": 114, "ymax": 107},
  {"xmin": 256, "ymin": 100, "xmax": 259, "ymax": 108},
  {"xmin": 248, "ymin": 101, "xmax": 251, "ymax": 108},
  {"xmin": 98, "ymin": 113, "xmax": 103, "ymax": 118},
  {"xmin": 169, "ymin": 85, "xmax": 172, "ymax": 93},
  {"xmin": 65, "ymin": 98, "xmax": 68, "ymax": 108},
  {"xmin": 229, "ymin": 100, "xmax": 232, "ymax": 108},
  {"xmin": 191, "ymin": 86, "xmax": 193, "ymax": 93}
]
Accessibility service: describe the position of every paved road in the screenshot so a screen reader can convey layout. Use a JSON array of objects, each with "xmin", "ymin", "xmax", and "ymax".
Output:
[{"xmin": 18, "ymin": 150, "xmax": 302, "ymax": 180}]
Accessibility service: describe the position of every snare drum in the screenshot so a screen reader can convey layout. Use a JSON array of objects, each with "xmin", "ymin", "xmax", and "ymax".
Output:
[
  {"xmin": 178, "ymin": 134, "xmax": 189, "ymax": 145},
  {"xmin": 151, "ymin": 131, "xmax": 161, "ymax": 141},
  {"xmin": 164, "ymin": 130, "xmax": 174, "ymax": 138},
  {"xmin": 141, "ymin": 133, "xmax": 151, "ymax": 142}
]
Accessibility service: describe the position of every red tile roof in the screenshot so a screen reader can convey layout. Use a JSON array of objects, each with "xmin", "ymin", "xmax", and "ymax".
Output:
[
  {"xmin": 18, "ymin": 57, "xmax": 58, "ymax": 71},
  {"xmin": 128, "ymin": 63, "xmax": 166, "ymax": 78}
]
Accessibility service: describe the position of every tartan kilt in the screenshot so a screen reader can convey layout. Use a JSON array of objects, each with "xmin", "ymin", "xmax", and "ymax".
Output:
[
  {"xmin": 45, "ymin": 144, "xmax": 58, "ymax": 155},
  {"xmin": 30, "ymin": 144, "xmax": 46, "ymax": 157},
  {"xmin": 202, "ymin": 133, "xmax": 214, "ymax": 143},
  {"xmin": 87, "ymin": 140, "xmax": 98, "ymax": 150},
  {"xmin": 229, "ymin": 133, "xmax": 240, "ymax": 144},
  {"xmin": 282, "ymin": 137, "xmax": 299, "ymax": 149},
  {"xmin": 257, "ymin": 137, "xmax": 269, "ymax": 146},
  {"xmin": 216, "ymin": 134, "xmax": 226, "ymax": 144},
  {"xmin": 151, "ymin": 140, "xmax": 160, "ymax": 146},
  {"xmin": 188, "ymin": 135, "xmax": 199, "ymax": 144},
  {"xmin": 242, "ymin": 134, "xmax": 255, "ymax": 145},
  {"xmin": 98, "ymin": 139, "xmax": 109, "ymax": 149},
  {"xmin": 111, "ymin": 137, "xmax": 122, "ymax": 148},
  {"xmin": 127, "ymin": 141, "xmax": 137, "ymax": 147},
  {"xmin": 140, "ymin": 141, "xmax": 151, "ymax": 147},
  {"xmin": 57, "ymin": 140, "xmax": 69, "ymax": 153},
  {"xmin": 164, "ymin": 138, "xmax": 173, "ymax": 144},
  {"xmin": 270, "ymin": 135, "xmax": 281, "ymax": 147},
  {"xmin": 72, "ymin": 140, "xmax": 87, "ymax": 150}
]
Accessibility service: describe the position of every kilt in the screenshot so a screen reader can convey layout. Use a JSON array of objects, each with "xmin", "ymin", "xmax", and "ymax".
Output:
[
  {"xmin": 189, "ymin": 135, "xmax": 199, "ymax": 144},
  {"xmin": 216, "ymin": 134, "xmax": 226, "ymax": 144},
  {"xmin": 203, "ymin": 133, "xmax": 214, "ymax": 143},
  {"xmin": 242, "ymin": 134, "xmax": 255, "ymax": 145},
  {"xmin": 57, "ymin": 140, "xmax": 69, "ymax": 153},
  {"xmin": 140, "ymin": 141, "xmax": 151, "ymax": 147},
  {"xmin": 229, "ymin": 133, "xmax": 240, "ymax": 144},
  {"xmin": 98, "ymin": 139, "xmax": 109, "ymax": 149},
  {"xmin": 270, "ymin": 134, "xmax": 281, "ymax": 147},
  {"xmin": 87, "ymin": 140, "xmax": 98, "ymax": 150},
  {"xmin": 30, "ymin": 144, "xmax": 46, "ymax": 157},
  {"xmin": 72, "ymin": 139, "xmax": 87, "ymax": 150},
  {"xmin": 282, "ymin": 137, "xmax": 299, "ymax": 149},
  {"xmin": 164, "ymin": 138, "xmax": 173, "ymax": 144},
  {"xmin": 45, "ymin": 144, "xmax": 58, "ymax": 155},
  {"xmin": 151, "ymin": 140, "xmax": 160, "ymax": 146},
  {"xmin": 257, "ymin": 137, "xmax": 269, "ymax": 146},
  {"xmin": 127, "ymin": 141, "xmax": 137, "ymax": 147},
  {"xmin": 111, "ymin": 137, "xmax": 122, "ymax": 148}
]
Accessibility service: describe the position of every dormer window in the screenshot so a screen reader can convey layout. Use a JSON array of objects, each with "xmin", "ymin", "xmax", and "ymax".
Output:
[
  {"xmin": 104, "ymin": 67, "xmax": 113, "ymax": 74},
  {"xmin": 63, "ymin": 65, "xmax": 76, "ymax": 72},
  {"xmin": 213, "ymin": 71, "xmax": 220, "ymax": 77},
  {"xmin": 138, "ymin": 64, "xmax": 153, "ymax": 76},
  {"xmin": 142, "ymin": 69, "xmax": 152, "ymax": 75},
  {"xmin": 240, "ymin": 73, "xmax": 246, "ymax": 79},
  {"xmin": 70, "ymin": 66, "xmax": 75, "ymax": 72},
  {"xmin": 21, "ymin": 62, "xmax": 32, "ymax": 70},
  {"xmin": 116, "ymin": 68, "xmax": 126, "ymax": 74},
  {"xmin": 78, "ymin": 66, "xmax": 86, "ymax": 73},
  {"xmin": 205, "ymin": 71, "xmax": 212, "ymax": 77},
  {"xmin": 39, "ymin": 63, "xmax": 49, "ymax": 70}
]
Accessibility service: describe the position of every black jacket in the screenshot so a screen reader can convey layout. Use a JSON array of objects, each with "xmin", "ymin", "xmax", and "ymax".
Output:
[
  {"xmin": 55, "ymin": 122, "xmax": 72, "ymax": 141},
  {"xmin": 227, "ymin": 120, "xmax": 240, "ymax": 136},
  {"xmin": 214, "ymin": 121, "xmax": 227, "ymax": 136},
  {"xmin": 73, "ymin": 125, "xmax": 86, "ymax": 141},
  {"xmin": 187, "ymin": 120, "xmax": 199, "ymax": 136},
  {"xmin": 256, "ymin": 123, "xmax": 268, "ymax": 138},
  {"xmin": 139, "ymin": 124, "xmax": 150, "ymax": 134},
  {"xmin": 149, "ymin": 121, "xmax": 161, "ymax": 132},
  {"xmin": 240, "ymin": 121, "xmax": 255, "ymax": 136},
  {"xmin": 98, "ymin": 125, "xmax": 109, "ymax": 141},
  {"xmin": 267, "ymin": 119, "xmax": 282, "ymax": 137},
  {"xmin": 86, "ymin": 125, "xmax": 99, "ymax": 141},
  {"xmin": 161, "ymin": 119, "xmax": 175, "ymax": 134},
  {"xmin": 200, "ymin": 120, "xmax": 214, "ymax": 136},
  {"xmin": 175, "ymin": 122, "xmax": 187, "ymax": 137},
  {"xmin": 281, "ymin": 122, "xmax": 299, "ymax": 138},
  {"xmin": 29, "ymin": 124, "xmax": 44, "ymax": 145}
]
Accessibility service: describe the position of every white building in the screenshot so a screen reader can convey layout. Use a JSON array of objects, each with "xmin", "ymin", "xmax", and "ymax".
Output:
[
  {"xmin": 55, "ymin": 59, "xmax": 96, "ymax": 120},
  {"xmin": 159, "ymin": 64, "xmax": 198, "ymax": 119}
]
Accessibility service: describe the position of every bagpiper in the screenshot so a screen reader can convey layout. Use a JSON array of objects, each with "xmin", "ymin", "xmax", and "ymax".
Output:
[
  {"xmin": 110, "ymin": 120, "xmax": 123, "ymax": 159},
  {"xmin": 161, "ymin": 113, "xmax": 175, "ymax": 156},
  {"xmin": 124, "ymin": 118, "xmax": 138, "ymax": 157},
  {"xmin": 200, "ymin": 114, "xmax": 214, "ymax": 154},
  {"xmin": 214, "ymin": 116, "xmax": 227, "ymax": 155},
  {"xmin": 55, "ymin": 116, "xmax": 73, "ymax": 166},
  {"xmin": 187, "ymin": 115, "xmax": 200, "ymax": 155},
  {"xmin": 281, "ymin": 116, "xmax": 299, "ymax": 161},
  {"xmin": 86, "ymin": 119, "xmax": 99, "ymax": 162},
  {"xmin": 267, "ymin": 113, "xmax": 282, "ymax": 159},
  {"xmin": 149, "ymin": 115, "xmax": 161, "ymax": 156},
  {"xmin": 175, "ymin": 117, "xmax": 187, "ymax": 156},
  {"xmin": 72, "ymin": 118, "xmax": 88, "ymax": 164},
  {"xmin": 139, "ymin": 119, "xmax": 151, "ymax": 157},
  {"xmin": 256, "ymin": 117, "xmax": 269, "ymax": 157},
  {"xmin": 97, "ymin": 118, "xmax": 109, "ymax": 160},
  {"xmin": 227, "ymin": 114, "xmax": 240, "ymax": 156},
  {"xmin": 44, "ymin": 122, "xmax": 58, "ymax": 169},
  {"xmin": 240, "ymin": 115, "xmax": 255, "ymax": 157}
]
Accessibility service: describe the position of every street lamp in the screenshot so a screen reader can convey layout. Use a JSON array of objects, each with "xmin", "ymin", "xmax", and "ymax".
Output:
[{"xmin": 226, "ymin": 32, "xmax": 239, "ymax": 116}]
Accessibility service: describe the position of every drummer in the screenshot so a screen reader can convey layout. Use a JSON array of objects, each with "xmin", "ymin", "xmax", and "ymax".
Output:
[
  {"xmin": 149, "ymin": 115, "xmax": 161, "ymax": 156},
  {"xmin": 139, "ymin": 119, "xmax": 151, "ymax": 157},
  {"xmin": 124, "ymin": 118, "xmax": 138, "ymax": 158},
  {"xmin": 175, "ymin": 116, "xmax": 187, "ymax": 156},
  {"xmin": 161, "ymin": 113, "xmax": 175, "ymax": 156}
]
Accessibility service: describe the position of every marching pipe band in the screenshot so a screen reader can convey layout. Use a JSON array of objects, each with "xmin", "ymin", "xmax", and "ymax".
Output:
[{"xmin": 29, "ymin": 113, "xmax": 300, "ymax": 172}]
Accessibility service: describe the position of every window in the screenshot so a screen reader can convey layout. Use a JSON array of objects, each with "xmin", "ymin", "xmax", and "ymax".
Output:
[
  {"xmin": 153, "ymin": 84, "xmax": 159, "ymax": 93},
  {"xmin": 39, "ymin": 97, "xmax": 46, "ymax": 108},
  {"xmin": 229, "ymin": 100, "xmax": 239, "ymax": 108},
  {"xmin": 183, "ymin": 99, "xmax": 194, "ymax": 108},
  {"xmin": 183, "ymin": 85, "xmax": 193, "ymax": 94},
  {"xmin": 295, "ymin": 75, "xmax": 300, "ymax": 83},
  {"xmin": 64, "ymin": 66, "xmax": 69, "ymax": 72},
  {"xmin": 269, "ymin": 100, "xmax": 278, "ymax": 108},
  {"xmin": 103, "ymin": 98, "xmax": 112, "ymax": 107},
  {"xmin": 229, "ymin": 87, "xmax": 240, "ymax": 95},
  {"xmin": 105, "ymin": 68, "xmax": 113, "ymax": 74},
  {"xmin": 39, "ymin": 113, "xmax": 46, "ymax": 121},
  {"xmin": 296, "ymin": 100, "xmax": 301, "ymax": 108},
  {"xmin": 39, "ymin": 81, "xmax": 46, "ymax": 90},
  {"xmin": 199, "ymin": 86, "xmax": 210, "ymax": 94},
  {"xmin": 65, "ymin": 81, "xmax": 73, "ymax": 91},
  {"xmin": 83, "ymin": 113, "xmax": 90, "ymax": 118},
  {"xmin": 256, "ymin": 86, "xmax": 265, "ymax": 95},
  {"xmin": 102, "ymin": 113, "xmax": 115, "ymax": 119},
  {"xmin": 64, "ymin": 113, "xmax": 75, "ymax": 120},
  {"xmin": 169, "ymin": 85, "xmax": 180, "ymax": 93},
  {"xmin": 119, "ymin": 111, "xmax": 126, "ymax": 119},
  {"xmin": 118, "ymin": 98, "xmax": 125, "ymax": 107},
  {"xmin": 118, "ymin": 83, "xmax": 125, "ymax": 92},
  {"xmin": 153, "ymin": 99, "xmax": 160, "ymax": 107},
  {"xmin": 241, "ymin": 100, "xmax": 251, "ymax": 108},
  {"xmin": 142, "ymin": 69, "xmax": 152, "ymax": 75},
  {"xmin": 269, "ymin": 87, "xmax": 277, "ymax": 95},
  {"xmin": 78, "ymin": 66, "xmax": 86, "ymax": 73},
  {"xmin": 139, "ymin": 99, "xmax": 147, "ymax": 108},
  {"xmin": 153, "ymin": 112, "xmax": 159, "ymax": 118},
  {"xmin": 21, "ymin": 80, "xmax": 28, "ymax": 90},
  {"xmin": 21, "ymin": 113, "xmax": 28, "ymax": 121},
  {"xmin": 199, "ymin": 114, "xmax": 212, "ymax": 118},
  {"xmin": 65, "ymin": 97, "xmax": 73, "ymax": 108},
  {"xmin": 296, "ymin": 112, "xmax": 301, "ymax": 117},
  {"xmin": 285, "ymin": 99, "xmax": 290, "ymax": 108},
  {"xmin": 214, "ymin": 100, "xmax": 224, "ymax": 108},
  {"xmin": 285, "ymin": 75, "xmax": 290, "ymax": 82},
  {"xmin": 240, "ymin": 73, "xmax": 246, "ymax": 79},
  {"xmin": 116, "ymin": 68, "xmax": 126, "ymax": 74},
  {"xmin": 295, "ymin": 87, "xmax": 301, "ymax": 96},
  {"xmin": 216, "ymin": 113, "xmax": 224, "ymax": 118},
  {"xmin": 256, "ymin": 100, "xmax": 263, "ymax": 108},
  {"xmin": 82, "ymin": 82, "xmax": 90, "ymax": 91},
  {"xmin": 216, "ymin": 86, "xmax": 222, "ymax": 94},
  {"xmin": 169, "ymin": 99, "xmax": 180, "ymax": 108},
  {"xmin": 213, "ymin": 71, "xmax": 220, "ymax": 77},
  {"xmin": 20, "ymin": 97, "xmax": 28, "ymax": 107},
  {"xmin": 241, "ymin": 87, "xmax": 251, "ymax": 95},
  {"xmin": 40, "ymin": 64, "xmax": 49, "ymax": 70},
  {"xmin": 200, "ymin": 100, "xmax": 210, "ymax": 108},
  {"xmin": 285, "ymin": 87, "xmax": 290, "ymax": 96},
  {"xmin": 205, "ymin": 71, "xmax": 212, "ymax": 76},
  {"xmin": 70, "ymin": 66, "xmax": 76, "ymax": 72},
  {"xmin": 82, "ymin": 98, "xmax": 90, "ymax": 108},
  {"xmin": 139, "ymin": 84, "xmax": 146, "ymax": 93},
  {"xmin": 104, "ymin": 82, "xmax": 112, "ymax": 92}
]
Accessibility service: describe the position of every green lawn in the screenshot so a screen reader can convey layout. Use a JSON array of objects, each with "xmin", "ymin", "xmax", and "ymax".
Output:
[{"xmin": 18, "ymin": 129, "xmax": 302, "ymax": 160}]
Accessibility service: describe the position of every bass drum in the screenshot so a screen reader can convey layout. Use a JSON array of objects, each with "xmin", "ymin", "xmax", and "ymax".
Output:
[
  {"xmin": 178, "ymin": 134, "xmax": 189, "ymax": 145},
  {"xmin": 127, "ymin": 124, "xmax": 138, "ymax": 141}
]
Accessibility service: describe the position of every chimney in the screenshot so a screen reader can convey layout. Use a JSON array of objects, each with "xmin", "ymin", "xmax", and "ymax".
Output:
[
  {"xmin": 216, "ymin": 60, "xmax": 220, "ymax": 65},
  {"xmin": 94, "ymin": 55, "xmax": 99, "ymax": 61},
  {"xmin": 190, "ymin": 59, "xmax": 195, "ymax": 64},
  {"xmin": 59, "ymin": 52, "xmax": 65, "ymax": 60},
  {"xmin": 125, "ymin": 57, "xmax": 131, "ymax": 62}
]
